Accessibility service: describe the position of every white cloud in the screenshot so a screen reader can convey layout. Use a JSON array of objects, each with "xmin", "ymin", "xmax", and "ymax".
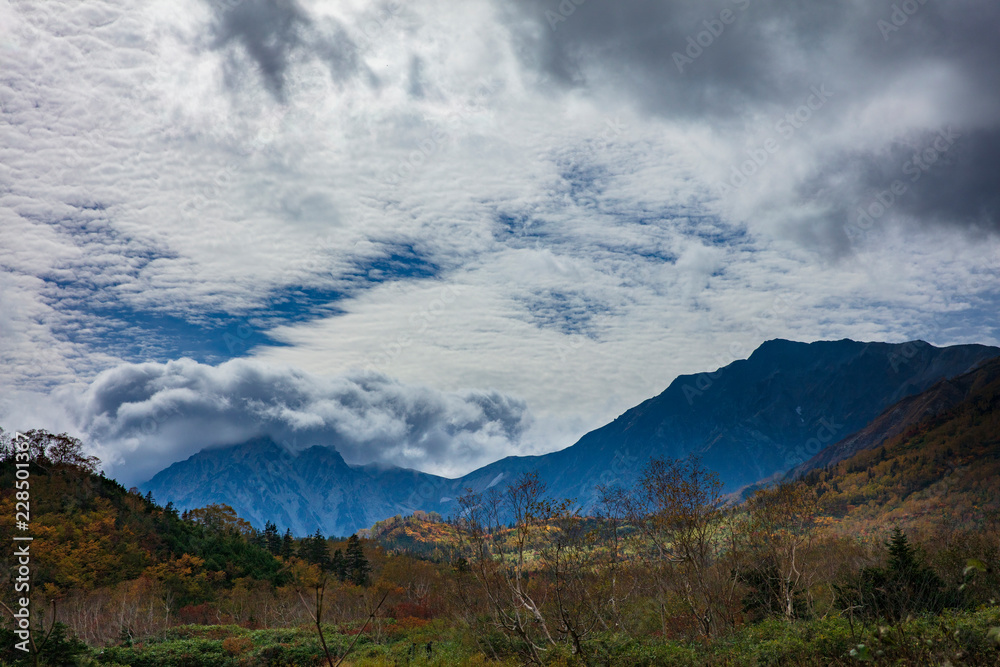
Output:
[
  {"xmin": 41, "ymin": 357, "xmax": 530, "ymax": 486},
  {"xmin": 1, "ymin": 0, "xmax": 999, "ymax": 483}
]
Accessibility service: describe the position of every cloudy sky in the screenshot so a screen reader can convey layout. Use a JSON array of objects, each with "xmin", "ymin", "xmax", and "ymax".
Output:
[{"xmin": 1, "ymin": 0, "xmax": 998, "ymax": 485}]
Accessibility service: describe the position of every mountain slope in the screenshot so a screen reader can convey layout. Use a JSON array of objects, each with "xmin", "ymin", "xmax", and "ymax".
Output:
[
  {"xmin": 801, "ymin": 356, "xmax": 1000, "ymax": 531},
  {"xmin": 452, "ymin": 338, "xmax": 1000, "ymax": 510},
  {"xmin": 143, "ymin": 437, "xmax": 454, "ymax": 537},
  {"xmin": 788, "ymin": 356, "xmax": 1000, "ymax": 479},
  {"xmin": 142, "ymin": 339, "xmax": 1000, "ymax": 534}
]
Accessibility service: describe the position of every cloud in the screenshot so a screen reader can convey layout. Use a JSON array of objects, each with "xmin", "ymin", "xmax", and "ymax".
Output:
[
  {"xmin": 51, "ymin": 357, "xmax": 530, "ymax": 485},
  {"xmin": 1, "ymin": 0, "xmax": 1000, "ymax": 489},
  {"xmin": 208, "ymin": 0, "xmax": 363, "ymax": 99},
  {"xmin": 500, "ymin": 0, "xmax": 1000, "ymax": 248}
]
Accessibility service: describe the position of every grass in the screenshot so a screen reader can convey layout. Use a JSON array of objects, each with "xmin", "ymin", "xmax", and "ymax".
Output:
[{"xmin": 80, "ymin": 607, "xmax": 1000, "ymax": 666}]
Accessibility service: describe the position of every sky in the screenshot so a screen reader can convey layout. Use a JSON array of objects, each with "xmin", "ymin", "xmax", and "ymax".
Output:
[{"xmin": 1, "ymin": 0, "xmax": 999, "ymax": 486}]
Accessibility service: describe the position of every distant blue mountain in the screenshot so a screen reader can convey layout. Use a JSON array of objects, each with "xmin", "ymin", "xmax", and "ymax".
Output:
[{"xmin": 142, "ymin": 338, "xmax": 1000, "ymax": 535}]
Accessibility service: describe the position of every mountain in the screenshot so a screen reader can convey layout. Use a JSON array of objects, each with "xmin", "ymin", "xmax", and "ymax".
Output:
[
  {"xmin": 142, "ymin": 437, "xmax": 453, "ymax": 537},
  {"xmin": 0, "ymin": 453, "xmax": 284, "ymax": 597},
  {"xmin": 452, "ymin": 338, "xmax": 1000, "ymax": 510},
  {"xmin": 787, "ymin": 356, "xmax": 1000, "ymax": 479},
  {"xmin": 800, "ymin": 355, "xmax": 1000, "ymax": 531},
  {"xmin": 141, "ymin": 338, "xmax": 1000, "ymax": 534}
]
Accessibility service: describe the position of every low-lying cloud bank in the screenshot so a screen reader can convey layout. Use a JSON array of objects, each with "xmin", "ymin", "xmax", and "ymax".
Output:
[{"xmin": 33, "ymin": 358, "xmax": 531, "ymax": 486}]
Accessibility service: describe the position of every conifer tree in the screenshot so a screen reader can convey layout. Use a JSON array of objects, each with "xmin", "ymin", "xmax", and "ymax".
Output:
[
  {"xmin": 280, "ymin": 528, "xmax": 295, "ymax": 559},
  {"xmin": 263, "ymin": 521, "xmax": 281, "ymax": 555},
  {"xmin": 331, "ymin": 549, "xmax": 347, "ymax": 582},
  {"xmin": 886, "ymin": 526, "xmax": 917, "ymax": 573},
  {"xmin": 307, "ymin": 529, "xmax": 331, "ymax": 571},
  {"xmin": 345, "ymin": 534, "xmax": 370, "ymax": 586}
]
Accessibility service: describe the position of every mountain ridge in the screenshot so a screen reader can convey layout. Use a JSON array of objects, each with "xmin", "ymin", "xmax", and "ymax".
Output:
[{"xmin": 142, "ymin": 338, "xmax": 1000, "ymax": 534}]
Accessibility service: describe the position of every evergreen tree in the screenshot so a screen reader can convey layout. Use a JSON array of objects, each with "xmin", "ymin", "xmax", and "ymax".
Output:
[
  {"xmin": 344, "ymin": 534, "xmax": 370, "ymax": 586},
  {"xmin": 306, "ymin": 529, "xmax": 331, "ymax": 571},
  {"xmin": 886, "ymin": 526, "xmax": 917, "ymax": 572},
  {"xmin": 331, "ymin": 549, "xmax": 347, "ymax": 582},
  {"xmin": 835, "ymin": 526, "xmax": 952, "ymax": 621},
  {"xmin": 263, "ymin": 521, "xmax": 281, "ymax": 555},
  {"xmin": 250, "ymin": 529, "xmax": 266, "ymax": 550},
  {"xmin": 280, "ymin": 528, "xmax": 295, "ymax": 559}
]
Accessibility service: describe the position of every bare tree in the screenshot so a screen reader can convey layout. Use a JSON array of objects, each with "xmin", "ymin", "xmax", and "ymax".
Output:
[
  {"xmin": 624, "ymin": 456, "xmax": 736, "ymax": 637},
  {"xmin": 455, "ymin": 472, "xmax": 557, "ymax": 663},
  {"xmin": 739, "ymin": 482, "xmax": 818, "ymax": 621},
  {"xmin": 595, "ymin": 484, "xmax": 637, "ymax": 631}
]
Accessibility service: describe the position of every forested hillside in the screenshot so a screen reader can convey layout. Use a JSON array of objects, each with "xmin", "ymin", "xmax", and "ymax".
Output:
[
  {"xmin": 802, "ymin": 357, "xmax": 1000, "ymax": 533},
  {"xmin": 2, "ymin": 426, "xmax": 999, "ymax": 665}
]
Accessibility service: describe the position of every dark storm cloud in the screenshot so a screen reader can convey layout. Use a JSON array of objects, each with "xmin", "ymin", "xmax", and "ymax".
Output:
[
  {"xmin": 500, "ymin": 0, "xmax": 1000, "ymax": 244},
  {"xmin": 813, "ymin": 126, "xmax": 1000, "ymax": 249},
  {"xmin": 208, "ymin": 0, "xmax": 362, "ymax": 98}
]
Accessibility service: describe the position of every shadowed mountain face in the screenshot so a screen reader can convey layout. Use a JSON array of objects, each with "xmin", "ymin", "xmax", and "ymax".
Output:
[
  {"xmin": 142, "ymin": 339, "xmax": 1000, "ymax": 534},
  {"xmin": 788, "ymin": 355, "xmax": 1000, "ymax": 480},
  {"xmin": 451, "ymin": 339, "xmax": 1000, "ymax": 510},
  {"xmin": 796, "ymin": 355, "xmax": 1000, "ymax": 530}
]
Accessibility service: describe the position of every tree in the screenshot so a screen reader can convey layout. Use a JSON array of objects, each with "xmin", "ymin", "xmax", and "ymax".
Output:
[
  {"xmin": 42, "ymin": 432, "xmax": 100, "ymax": 473},
  {"xmin": 536, "ymin": 499, "xmax": 607, "ymax": 656},
  {"xmin": 263, "ymin": 521, "xmax": 281, "ymax": 556},
  {"xmin": 280, "ymin": 529, "xmax": 295, "ymax": 559},
  {"xmin": 345, "ymin": 535, "xmax": 370, "ymax": 586},
  {"xmin": 455, "ymin": 472, "xmax": 563, "ymax": 662},
  {"xmin": 305, "ymin": 529, "xmax": 331, "ymax": 571},
  {"xmin": 0, "ymin": 429, "xmax": 101, "ymax": 473},
  {"xmin": 738, "ymin": 482, "xmax": 818, "ymax": 621},
  {"xmin": 625, "ymin": 456, "xmax": 735, "ymax": 638},
  {"xmin": 186, "ymin": 504, "xmax": 255, "ymax": 536},
  {"xmin": 331, "ymin": 549, "xmax": 347, "ymax": 582},
  {"xmin": 835, "ymin": 527, "xmax": 952, "ymax": 621}
]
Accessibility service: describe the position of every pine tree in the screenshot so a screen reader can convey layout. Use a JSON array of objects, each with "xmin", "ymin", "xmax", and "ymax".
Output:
[
  {"xmin": 331, "ymin": 549, "xmax": 347, "ymax": 582},
  {"xmin": 306, "ymin": 529, "xmax": 330, "ymax": 571},
  {"xmin": 250, "ymin": 529, "xmax": 266, "ymax": 550},
  {"xmin": 835, "ymin": 526, "xmax": 952, "ymax": 621},
  {"xmin": 344, "ymin": 534, "xmax": 370, "ymax": 586},
  {"xmin": 263, "ymin": 521, "xmax": 280, "ymax": 555},
  {"xmin": 886, "ymin": 526, "xmax": 917, "ymax": 573},
  {"xmin": 280, "ymin": 528, "xmax": 295, "ymax": 559}
]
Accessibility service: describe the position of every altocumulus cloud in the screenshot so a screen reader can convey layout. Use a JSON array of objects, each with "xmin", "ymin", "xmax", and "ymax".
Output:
[
  {"xmin": 2, "ymin": 0, "xmax": 1000, "ymax": 482},
  {"xmin": 53, "ymin": 358, "xmax": 531, "ymax": 486}
]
